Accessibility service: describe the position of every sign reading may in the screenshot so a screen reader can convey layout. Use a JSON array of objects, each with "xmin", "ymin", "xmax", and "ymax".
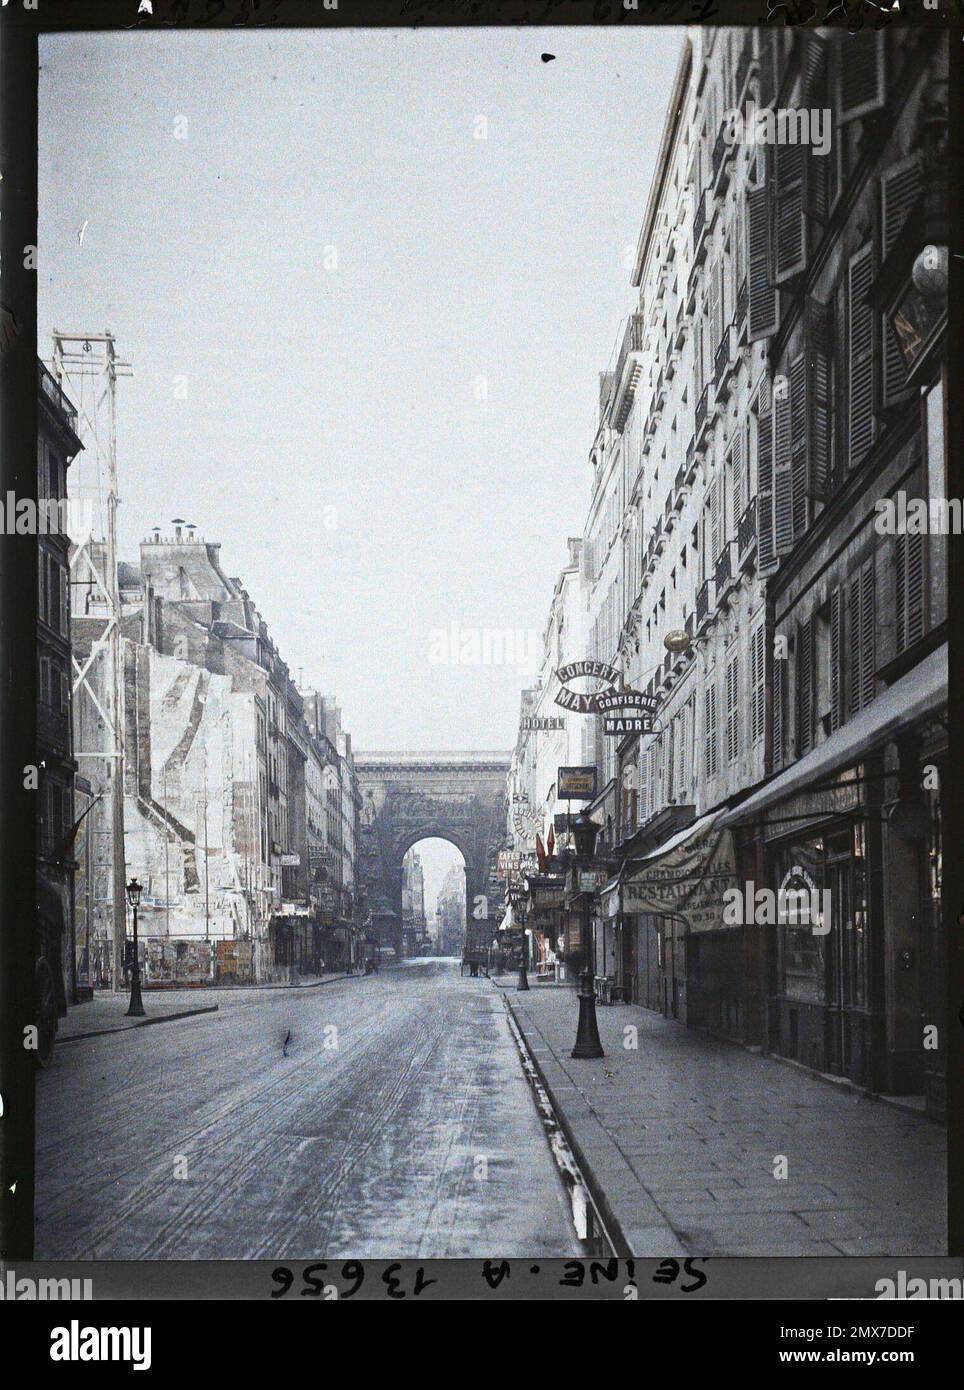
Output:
[{"xmin": 554, "ymin": 661, "xmax": 658, "ymax": 725}]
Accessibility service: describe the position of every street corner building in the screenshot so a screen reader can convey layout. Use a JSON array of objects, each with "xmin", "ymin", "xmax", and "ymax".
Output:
[
  {"xmin": 70, "ymin": 521, "xmax": 364, "ymax": 989},
  {"xmin": 505, "ymin": 25, "xmax": 949, "ymax": 1121}
]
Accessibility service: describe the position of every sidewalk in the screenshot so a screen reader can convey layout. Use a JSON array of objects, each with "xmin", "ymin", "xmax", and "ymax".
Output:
[
  {"xmin": 59, "ymin": 972, "xmax": 350, "ymax": 1042},
  {"xmin": 491, "ymin": 976, "xmax": 946, "ymax": 1257}
]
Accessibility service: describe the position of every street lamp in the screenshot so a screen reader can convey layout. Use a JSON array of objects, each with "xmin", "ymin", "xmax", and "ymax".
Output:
[
  {"xmin": 515, "ymin": 893, "xmax": 530, "ymax": 992},
  {"xmin": 570, "ymin": 809, "xmax": 605, "ymax": 1059},
  {"xmin": 125, "ymin": 877, "xmax": 146, "ymax": 1018}
]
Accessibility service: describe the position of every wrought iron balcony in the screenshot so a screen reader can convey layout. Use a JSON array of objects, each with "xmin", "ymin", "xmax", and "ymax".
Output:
[
  {"xmin": 696, "ymin": 579, "xmax": 711, "ymax": 627},
  {"xmin": 734, "ymin": 30, "xmax": 754, "ymax": 108},
  {"xmin": 39, "ymin": 361, "xmax": 79, "ymax": 435},
  {"xmin": 684, "ymin": 611, "xmax": 694, "ymax": 639},
  {"xmin": 611, "ymin": 312, "xmax": 646, "ymax": 432},
  {"xmin": 736, "ymin": 277, "xmax": 749, "ymax": 337},
  {"xmin": 695, "ymin": 384, "xmax": 715, "ymax": 445},
  {"xmin": 714, "ymin": 326, "xmax": 735, "ymax": 400},
  {"xmin": 738, "ymin": 498, "xmax": 757, "ymax": 567},
  {"xmin": 711, "ymin": 121, "xmax": 733, "ymax": 195},
  {"xmin": 714, "ymin": 543, "xmax": 732, "ymax": 594},
  {"xmin": 692, "ymin": 191, "xmax": 708, "ymax": 265}
]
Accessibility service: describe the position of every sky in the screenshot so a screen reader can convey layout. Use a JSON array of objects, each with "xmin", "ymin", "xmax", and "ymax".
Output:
[{"xmin": 39, "ymin": 26, "xmax": 683, "ymax": 753}]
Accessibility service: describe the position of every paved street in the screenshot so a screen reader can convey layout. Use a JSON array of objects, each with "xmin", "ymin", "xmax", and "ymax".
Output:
[
  {"xmin": 494, "ymin": 979, "xmax": 946, "ymax": 1257},
  {"xmin": 36, "ymin": 960, "xmax": 577, "ymax": 1259}
]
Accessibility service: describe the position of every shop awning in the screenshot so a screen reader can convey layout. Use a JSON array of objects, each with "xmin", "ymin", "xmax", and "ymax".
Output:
[
  {"xmin": 719, "ymin": 642, "xmax": 947, "ymax": 829},
  {"xmin": 602, "ymin": 809, "xmax": 739, "ymax": 932}
]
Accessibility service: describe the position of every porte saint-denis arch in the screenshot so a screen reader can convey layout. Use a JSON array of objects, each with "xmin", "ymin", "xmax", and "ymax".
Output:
[{"xmin": 355, "ymin": 751, "xmax": 511, "ymax": 958}]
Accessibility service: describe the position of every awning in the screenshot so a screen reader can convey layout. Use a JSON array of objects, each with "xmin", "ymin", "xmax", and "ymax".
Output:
[
  {"xmin": 603, "ymin": 810, "xmax": 739, "ymax": 933},
  {"xmin": 719, "ymin": 643, "xmax": 947, "ymax": 829}
]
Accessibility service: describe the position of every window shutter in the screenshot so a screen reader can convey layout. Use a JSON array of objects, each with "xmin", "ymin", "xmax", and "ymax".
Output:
[
  {"xmin": 829, "ymin": 587, "xmax": 842, "ymax": 733},
  {"xmin": 849, "ymin": 559, "xmax": 876, "ymax": 714},
  {"xmin": 710, "ymin": 474, "xmax": 722, "ymax": 560},
  {"xmin": 772, "ymin": 656, "xmax": 785, "ymax": 772},
  {"xmin": 726, "ymin": 650, "xmax": 740, "ymax": 764},
  {"xmin": 789, "ymin": 352, "xmax": 809, "ymax": 538},
  {"xmin": 752, "ymin": 621, "xmax": 766, "ymax": 745},
  {"xmin": 882, "ymin": 158, "xmax": 922, "ymax": 259},
  {"xmin": 838, "ymin": 30, "xmax": 886, "ymax": 124},
  {"xmin": 809, "ymin": 299, "xmax": 833, "ymax": 501},
  {"xmin": 796, "ymin": 617, "xmax": 815, "ymax": 757},
  {"xmin": 733, "ymin": 423, "xmax": 747, "ymax": 525},
  {"xmin": 847, "ymin": 245, "xmax": 876, "ymax": 468},
  {"xmin": 756, "ymin": 28, "xmax": 777, "ymax": 110},
  {"xmin": 757, "ymin": 401, "xmax": 775, "ymax": 570},
  {"xmin": 895, "ymin": 529, "xmax": 925, "ymax": 654},
  {"xmin": 773, "ymin": 142, "xmax": 808, "ymax": 283},
  {"xmin": 773, "ymin": 374, "xmax": 794, "ymax": 555},
  {"xmin": 704, "ymin": 683, "xmax": 718, "ymax": 780},
  {"xmin": 746, "ymin": 184, "xmax": 777, "ymax": 341}
]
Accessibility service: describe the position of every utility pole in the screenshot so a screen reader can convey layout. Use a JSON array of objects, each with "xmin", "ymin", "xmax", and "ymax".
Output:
[{"xmin": 53, "ymin": 330, "xmax": 132, "ymax": 992}]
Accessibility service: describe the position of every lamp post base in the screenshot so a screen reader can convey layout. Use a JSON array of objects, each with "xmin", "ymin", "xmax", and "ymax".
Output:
[
  {"xmin": 571, "ymin": 968, "xmax": 604, "ymax": 1058},
  {"xmin": 126, "ymin": 973, "xmax": 146, "ymax": 1018},
  {"xmin": 517, "ymin": 963, "xmax": 530, "ymax": 991}
]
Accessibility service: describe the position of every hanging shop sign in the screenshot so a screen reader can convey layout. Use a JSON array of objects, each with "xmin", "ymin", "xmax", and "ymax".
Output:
[
  {"xmin": 557, "ymin": 766, "xmax": 598, "ymax": 800},
  {"xmin": 618, "ymin": 812, "xmax": 739, "ymax": 933},
  {"xmin": 554, "ymin": 660, "xmax": 659, "ymax": 716},
  {"xmin": 603, "ymin": 714, "xmax": 654, "ymax": 737}
]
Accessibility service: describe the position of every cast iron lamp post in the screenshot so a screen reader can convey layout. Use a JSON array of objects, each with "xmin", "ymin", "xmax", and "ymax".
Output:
[
  {"xmin": 516, "ymin": 894, "xmax": 530, "ymax": 992},
  {"xmin": 125, "ymin": 877, "xmax": 146, "ymax": 1018},
  {"xmin": 571, "ymin": 809, "xmax": 605, "ymax": 1059}
]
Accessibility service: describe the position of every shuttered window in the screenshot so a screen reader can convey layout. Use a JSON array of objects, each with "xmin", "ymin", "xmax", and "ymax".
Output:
[
  {"xmin": 789, "ymin": 352, "xmax": 809, "ymax": 538},
  {"xmin": 829, "ymin": 587, "xmax": 843, "ymax": 733},
  {"xmin": 772, "ymin": 656, "xmax": 785, "ymax": 772},
  {"xmin": 847, "ymin": 245, "xmax": 876, "ymax": 468},
  {"xmin": 773, "ymin": 141, "xmax": 808, "ymax": 283},
  {"xmin": 704, "ymin": 682, "xmax": 718, "ymax": 780},
  {"xmin": 732, "ymin": 421, "xmax": 748, "ymax": 525},
  {"xmin": 756, "ymin": 385, "xmax": 776, "ymax": 570},
  {"xmin": 751, "ymin": 620, "xmax": 766, "ymax": 745},
  {"xmin": 838, "ymin": 29, "xmax": 886, "ymax": 124},
  {"xmin": 773, "ymin": 372, "xmax": 794, "ymax": 555},
  {"xmin": 881, "ymin": 158, "xmax": 923, "ymax": 405},
  {"xmin": 849, "ymin": 558, "xmax": 876, "ymax": 715},
  {"xmin": 895, "ymin": 529, "xmax": 926, "ymax": 654},
  {"xmin": 796, "ymin": 617, "xmax": 816, "ymax": 757},
  {"xmin": 726, "ymin": 648, "xmax": 741, "ymax": 765},
  {"xmin": 746, "ymin": 184, "xmax": 777, "ymax": 341}
]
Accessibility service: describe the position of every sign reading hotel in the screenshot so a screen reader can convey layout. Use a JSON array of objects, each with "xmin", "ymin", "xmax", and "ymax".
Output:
[{"xmin": 521, "ymin": 716, "xmax": 566, "ymax": 731}]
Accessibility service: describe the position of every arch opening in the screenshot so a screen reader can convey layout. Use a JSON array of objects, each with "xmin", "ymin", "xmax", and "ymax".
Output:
[{"xmin": 401, "ymin": 837, "xmax": 466, "ymax": 959}]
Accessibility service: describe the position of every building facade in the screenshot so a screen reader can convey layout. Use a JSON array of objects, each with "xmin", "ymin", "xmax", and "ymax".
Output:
[
  {"xmin": 36, "ymin": 360, "xmax": 83, "ymax": 1038},
  {"xmin": 512, "ymin": 25, "xmax": 949, "ymax": 1118}
]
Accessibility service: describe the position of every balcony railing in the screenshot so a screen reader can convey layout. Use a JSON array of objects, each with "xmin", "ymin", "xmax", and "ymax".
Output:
[
  {"xmin": 714, "ymin": 326, "xmax": 735, "ymax": 400},
  {"xmin": 714, "ymin": 544, "xmax": 732, "ymax": 594},
  {"xmin": 696, "ymin": 579, "xmax": 711, "ymax": 626},
  {"xmin": 736, "ymin": 277, "xmax": 749, "ymax": 336},
  {"xmin": 692, "ymin": 192, "xmax": 708, "ymax": 263},
  {"xmin": 735, "ymin": 30, "xmax": 754, "ymax": 108},
  {"xmin": 738, "ymin": 498, "xmax": 757, "ymax": 564},
  {"xmin": 711, "ymin": 122, "xmax": 733, "ymax": 194},
  {"xmin": 611, "ymin": 313, "xmax": 646, "ymax": 432},
  {"xmin": 39, "ymin": 361, "xmax": 79, "ymax": 434},
  {"xmin": 695, "ymin": 384, "xmax": 711, "ymax": 443}
]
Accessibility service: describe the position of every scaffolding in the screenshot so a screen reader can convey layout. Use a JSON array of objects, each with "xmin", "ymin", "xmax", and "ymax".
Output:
[{"xmin": 51, "ymin": 331, "xmax": 132, "ymax": 990}]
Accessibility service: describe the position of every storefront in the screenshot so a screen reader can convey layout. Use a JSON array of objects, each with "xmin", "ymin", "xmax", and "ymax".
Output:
[{"xmin": 721, "ymin": 643, "xmax": 947, "ymax": 1117}]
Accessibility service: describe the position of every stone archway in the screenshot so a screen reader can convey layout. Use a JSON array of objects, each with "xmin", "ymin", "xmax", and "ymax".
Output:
[{"xmin": 355, "ymin": 751, "xmax": 511, "ymax": 959}]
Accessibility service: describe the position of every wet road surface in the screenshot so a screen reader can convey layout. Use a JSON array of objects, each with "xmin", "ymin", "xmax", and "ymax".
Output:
[{"xmin": 36, "ymin": 959, "xmax": 577, "ymax": 1258}]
